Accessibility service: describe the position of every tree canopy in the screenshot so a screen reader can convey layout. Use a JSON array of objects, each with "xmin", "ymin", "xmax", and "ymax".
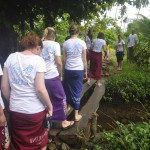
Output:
[{"xmin": 0, "ymin": 0, "xmax": 149, "ymax": 58}]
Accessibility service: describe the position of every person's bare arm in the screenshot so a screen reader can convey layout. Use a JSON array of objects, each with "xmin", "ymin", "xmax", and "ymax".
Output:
[
  {"xmin": 82, "ymin": 49, "xmax": 87, "ymax": 79},
  {"xmin": 62, "ymin": 49, "xmax": 66, "ymax": 73},
  {"xmin": 0, "ymin": 104, "xmax": 6, "ymax": 126},
  {"xmin": 55, "ymin": 56, "xmax": 63, "ymax": 81},
  {"xmin": 35, "ymin": 72, "xmax": 53, "ymax": 116},
  {"xmin": 1, "ymin": 68, "xmax": 10, "ymax": 101},
  {"xmin": 103, "ymin": 44, "xmax": 107, "ymax": 52}
]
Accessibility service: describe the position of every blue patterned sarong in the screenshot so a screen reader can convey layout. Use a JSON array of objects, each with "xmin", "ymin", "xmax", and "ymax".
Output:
[{"xmin": 64, "ymin": 69, "xmax": 84, "ymax": 110}]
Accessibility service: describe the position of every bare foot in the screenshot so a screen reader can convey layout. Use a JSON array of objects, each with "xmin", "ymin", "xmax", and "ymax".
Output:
[
  {"xmin": 87, "ymin": 79, "xmax": 91, "ymax": 86},
  {"xmin": 75, "ymin": 114, "xmax": 82, "ymax": 122},
  {"xmin": 67, "ymin": 106, "xmax": 71, "ymax": 112},
  {"xmin": 62, "ymin": 120, "xmax": 74, "ymax": 129},
  {"xmin": 97, "ymin": 82, "xmax": 102, "ymax": 87}
]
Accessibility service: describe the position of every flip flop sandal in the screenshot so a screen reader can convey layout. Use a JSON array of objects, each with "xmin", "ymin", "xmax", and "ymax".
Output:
[{"xmin": 61, "ymin": 121, "xmax": 75, "ymax": 130}]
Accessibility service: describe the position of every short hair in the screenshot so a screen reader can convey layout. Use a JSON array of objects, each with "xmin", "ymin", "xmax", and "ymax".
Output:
[
  {"xmin": 43, "ymin": 27, "xmax": 56, "ymax": 40},
  {"xmin": 20, "ymin": 33, "xmax": 41, "ymax": 49},
  {"xmin": 118, "ymin": 34, "xmax": 122, "ymax": 38},
  {"xmin": 69, "ymin": 24, "xmax": 79, "ymax": 35},
  {"xmin": 97, "ymin": 32, "xmax": 105, "ymax": 39}
]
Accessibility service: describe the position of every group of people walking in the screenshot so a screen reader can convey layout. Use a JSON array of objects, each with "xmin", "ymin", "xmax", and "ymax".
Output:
[{"xmin": 0, "ymin": 23, "xmax": 138, "ymax": 150}]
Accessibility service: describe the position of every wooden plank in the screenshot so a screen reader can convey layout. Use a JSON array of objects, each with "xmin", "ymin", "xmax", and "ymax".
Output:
[
  {"xmin": 78, "ymin": 80, "xmax": 105, "ymax": 129},
  {"xmin": 50, "ymin": 80, "xmax": 105, "ymax": 137}
]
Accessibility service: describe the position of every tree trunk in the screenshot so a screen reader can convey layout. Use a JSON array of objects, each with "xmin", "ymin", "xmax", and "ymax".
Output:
[{"xmin": 0, "ymin": 25, "xmax": 18, "ymax": 60}]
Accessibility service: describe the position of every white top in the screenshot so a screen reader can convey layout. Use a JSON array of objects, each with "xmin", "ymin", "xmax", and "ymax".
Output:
[
  {"xmin": 4, "ymin": 52, "xmax": 46, "ymax": 114},
  {"xmin": 93, "ymin": 39, "xmax": 106, "ymax": 53},
  {"xmin": 40, "ymin": 40, "xmax": 61, "ymax": 79},
  {"xmin": 85, "ymin": 35, "xmax": 92, "ymax": 49},
  {"xmin": 63, "ymin": 38, "xmax": 87, "ymax": 70},
  {"xmin": 0, "ymin": 64, "xmax": 4, "ymax": 109},
  {"xmin": 116, "ymin": 40, "xmax": 125, "ymax": 52},
  {"xmin": 128, "ymin": 34, "xmax": 138, "ymax": 47}
]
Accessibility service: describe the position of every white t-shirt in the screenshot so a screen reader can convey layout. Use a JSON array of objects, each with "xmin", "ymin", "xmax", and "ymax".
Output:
[
  {"xmin": 40, "ymin": 41, "xmax": 60, "ymax": 79},
  {"xmin": 4, "ymin": 52, "xmax": 46, "ymax": 114},
  {"xmin": 93, "ymin": 39, "xmax": 106, "ymax": 53},
  {"xmin": 0, "ymin": 64, "xmax": 4, "ymax": 109},
  {"xmin": 85, "ymin": 36, "xmax": 92, "ymax": 49},
  {"xmin": 63, "ymin": 38, "xmax": 87, "ymax": 70},
  {"xmin": 116, "ymin": 40, "xmax": 125, "ymax": 52},
  {"xmin": 128, "ymin": 34, "xmax": 138, "ymax": 47}
]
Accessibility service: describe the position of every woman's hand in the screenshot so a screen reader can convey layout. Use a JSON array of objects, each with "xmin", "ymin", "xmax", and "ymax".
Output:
[
  {"xmin": 0, "ymin": 112, "xmax": 6, "ymax": 126},
  {"xmin": 60, "ymin": 76, "xmax": 63, "ymax": 81},
  {"xmin": 47, "ymin": 108, "xmax": 53, "ymax": 117},
  {"xmin": 83, "ymin": 71, "xmax": 87, "ymax": 80}
]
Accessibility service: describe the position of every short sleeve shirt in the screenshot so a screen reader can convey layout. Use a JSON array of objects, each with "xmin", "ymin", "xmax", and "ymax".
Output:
[
  {"xmin": 0, "ymin": 64, "xmax": 4, "ymax": 109},
  {"xmin": 63, "ymin": 38, "xmax": 87, "ymax": 70},
  {"xmin": 4, "ymin": 52, "xmax": 46, "ymax": 114},
  {"xmin": 128, "ymin": 34, "xmax": 138, "ymax": 47},
  {"xmin": 93, "ymin": 39, "xmax": 106, "ymax": 53},
  {"xmin": 116, "ymin": 40, "xmax": 125, "ymax": 52},
  {"xmin": 40, "ymin": 41, "xmax": 61, "ymax": 79}
]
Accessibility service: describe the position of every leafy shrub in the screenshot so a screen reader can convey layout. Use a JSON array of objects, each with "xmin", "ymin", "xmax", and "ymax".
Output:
[
  {"xmin": 94, "ymin": 122, "xmax": 150, "ymax": 150},
  {"xmin": 102, "ymin": 63, "xmax": 150, "ymax": 103}
]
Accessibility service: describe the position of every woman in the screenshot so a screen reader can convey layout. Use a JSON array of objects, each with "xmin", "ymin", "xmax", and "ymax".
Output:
[
  {"xmin": 41, "ymin": 27, "xmax": 74, "ymax": 129},
  {"xmin": 63, "ymin": 24, "xmax": 87, "ymax": 122},
  {"xmin": 1, "ymin": 33, "xmax": 53, "ymax": 150},
  {"xmin": 87, "ymin": 32, "xmax": 106, "ymax": 87},
  {"xmin": 115, "ymin": 34, "xmax": 125, "ymax": 70},
  {"xmin": 0, "ymin": 64, "xmax": 10, "ymax": 150}
]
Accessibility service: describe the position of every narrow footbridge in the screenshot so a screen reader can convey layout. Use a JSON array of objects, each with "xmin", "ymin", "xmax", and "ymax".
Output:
[{"xmin": 48, "ymin": 79, "xmax": 105, "ymax": 149}]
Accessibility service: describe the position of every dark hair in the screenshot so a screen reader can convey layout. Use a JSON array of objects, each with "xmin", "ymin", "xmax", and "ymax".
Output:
[
  {"xmin": 43, "ymin": 27, "xmax": 56, "ymax": 40},
  {"xmin": 87, "ymin": 29, "xmax": 93, "ymax": 41},
  {"xmin": 97, "ymin": 32, "xmax": 105, "ymax": 39},
  {"xmin": 20, "ymin": 33, "xmax": 41, "ymax": 49},
  {"xmin": 69, "ymin": 24, "xmax": 79, "ymax": 35},
  {"xmin": 118, "ymin": 34, "xmax": 121, "ymax": 37}
]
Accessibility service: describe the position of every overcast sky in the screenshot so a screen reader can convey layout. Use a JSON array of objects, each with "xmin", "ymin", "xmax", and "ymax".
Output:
[{"xmin": 106, "ymin": 2, "xmax": 150, "ymax": 30}]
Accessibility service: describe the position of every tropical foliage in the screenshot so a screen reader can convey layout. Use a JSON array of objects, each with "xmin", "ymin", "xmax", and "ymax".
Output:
[
  {"xmin": 102, "ymin": 63, "xmax": 150, "ymax": 103},
  {"xmin": 94, "ymin": 122, "xmax": 150, "ymax": 150},
  {"xmin": 134, "ymin": 15, "xmax": 150, "ymax": 70}
]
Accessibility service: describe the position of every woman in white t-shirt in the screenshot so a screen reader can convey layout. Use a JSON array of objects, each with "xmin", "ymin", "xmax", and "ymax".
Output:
[
  {"xmin": 41, "ymin": 27, "xmax": 74, "ymax": 130},
  {"xmin": 87, "ymin": 32, "xmax": 106, "ymax": 87},
  {"xmin": 63, "ymin": 24, "xmax": 87, "ymax": 122},
  {"xmin": 115, "ymin": 35, "xmax": 125, "ymax": 70},
  {"xmin": 0, "ymin": 64, "xmax": 10, "ymax": 150},
  {"xmin": 1, "ymin": 33, "xmax": 53, "ymax": 150}
]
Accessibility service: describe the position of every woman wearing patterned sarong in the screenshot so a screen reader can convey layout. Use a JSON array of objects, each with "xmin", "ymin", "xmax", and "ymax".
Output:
[
  {"xmin": 0, "ymin": 64, "xmax": 10, "ymax": 150},
  {"xmin": 1, "ymin": 33, "xmax": 53, "ymax": 150},
  {"xmin": 63, "ymin": 24, "xmax": 87, "ymax": 122},
  {"xmin": 41, "ymin": 27, "xmax": 74, "ymax": 129},
  {"xmin": 87, "ymin": 32, "xmax": 106, "ymax": 87}
]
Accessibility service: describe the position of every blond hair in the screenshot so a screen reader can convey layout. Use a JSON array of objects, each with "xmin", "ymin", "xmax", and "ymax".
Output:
[{"xmin": 43, "ymin": 27, "xmax": 56, "ymax": 40}]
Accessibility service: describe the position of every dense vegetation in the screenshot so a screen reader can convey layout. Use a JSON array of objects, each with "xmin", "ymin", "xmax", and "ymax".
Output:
[
  {"xmin": 102, "ymin": 63, "xmax": 150, "ymax": 104},
  {"xmin": 93, "ymin": 122, "xmax": 150, "ymax": 150}
]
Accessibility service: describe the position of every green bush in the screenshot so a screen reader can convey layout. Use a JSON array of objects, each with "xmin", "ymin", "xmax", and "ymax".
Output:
[
  {"xmin": 94, "ymin": 122, "xmax": 150, "ymax": 150},
  {"xmin": 102, "ymin": 63, "xmax": 150, "ymax": 103}
]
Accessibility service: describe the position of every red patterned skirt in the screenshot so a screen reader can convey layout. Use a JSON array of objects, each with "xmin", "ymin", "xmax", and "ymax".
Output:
[
  {"xmin": 10, "ymin": 110, "xmax": 48, "ymax": 150},
  {"xmin": 88, "ymin": 51, "xmax": 102, "ymax": 80},
  {"xmin": 0, "ymin": 123, "xmax": 10, "ymax": 150}
]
